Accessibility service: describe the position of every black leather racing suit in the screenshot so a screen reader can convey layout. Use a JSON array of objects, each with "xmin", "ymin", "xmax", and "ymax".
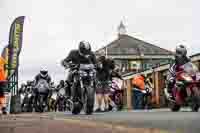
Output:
[
  {"xmin": 62, "ymin": 50, "xmax": 97, "ymax": 100},
  {"xmin": 33, "ymin": 74, "xmax": 52, "ymax": 107}
]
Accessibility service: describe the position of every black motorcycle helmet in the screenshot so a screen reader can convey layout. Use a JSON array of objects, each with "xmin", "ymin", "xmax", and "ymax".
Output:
[
  {"xmin": 78, "ymin": 41, "xmax": 91, "ymax": 56},
  {"xmin": 98, "ymin": 55, "xmax": 106, "ymax": 62},
  {"xmin": 40, "ymin": 67, "xmax": 48, "ymax": 78},
  {"xmin": 60, "ymin": 80, "xmax": 65, "ymax": 87},
  {"xmin": 175, "ymin": 44, "xmax": 187, "ymax": 59}
]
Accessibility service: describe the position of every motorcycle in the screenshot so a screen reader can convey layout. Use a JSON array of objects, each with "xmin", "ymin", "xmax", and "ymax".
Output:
[
  {"xmin": 34, "ymin": 79, "xmax": 50, "ymax": 113},
  {"xmin": 165, "ymin": 62, "xmax": 200, "ymax": 112},
  {"xmin": 69, "ymin": 63, "xmax": 96, "ymax": 115},
  {"xmin": 108, "ymin": 79, "xmax": 124, "ymax": 111},
  {"xmin": 57, "ymin": 87, "xmax": 68, "ymax": 112},
  {"xmin": 21, "ymin": 90, "xmax": 34, "ymax": 112}
]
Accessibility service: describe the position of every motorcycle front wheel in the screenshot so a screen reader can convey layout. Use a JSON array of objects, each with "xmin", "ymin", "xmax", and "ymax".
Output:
[
  {"xmin": 170, "ymin": 103, "xmax": 181, "ymax": 112},
  {"xmin": 72, "ymin": 101, "xmax": 82, "ymax": 115},
  {"xmin": 188, "ymin": 87, "xmax": 200, "ymax": 112},
  {"xmin": 84, "ymin": 86, "xmax": 95, "ymax": 115},
  {"xmin": 190, "ymin": 95, "xmax": 200, "ymax": 112}
]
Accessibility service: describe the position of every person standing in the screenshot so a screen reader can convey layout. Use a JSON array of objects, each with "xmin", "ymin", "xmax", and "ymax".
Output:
[
  {"xmin": 95, "ymin": 56, "xmax": 115, "ymax": 112},
  {"xmin": 0, "ymin": 57, "xmax": 7, "ymax": 114},
  {"xmin": 131, "ymin": 74, "xmax": 145, "ymax": 110}
]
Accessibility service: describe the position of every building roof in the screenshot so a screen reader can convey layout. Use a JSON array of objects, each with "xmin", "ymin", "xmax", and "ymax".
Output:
[{"xmin": 95, "ymin": 35, "xmax": 173, "ymax": 56}]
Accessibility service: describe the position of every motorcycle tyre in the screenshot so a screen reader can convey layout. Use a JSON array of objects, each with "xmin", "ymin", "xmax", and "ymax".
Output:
[
  {"xmin": 84, "ymin": 87, "xmax": 95, "ymax": 115},
  {"xmin": 191, "ymin": 95, "xmax": 200, "ymax": 112},
  {"xmin": 72, "ymin": 101, "xmax": 82, "ymax": 115}
]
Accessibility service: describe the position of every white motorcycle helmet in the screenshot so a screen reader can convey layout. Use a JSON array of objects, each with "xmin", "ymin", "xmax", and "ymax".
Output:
[{"xmin": 40, "ymin": 67, "xmax": 48, "ymax": 78}]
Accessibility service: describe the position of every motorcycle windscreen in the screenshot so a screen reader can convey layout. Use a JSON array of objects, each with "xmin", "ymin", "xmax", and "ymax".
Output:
[
  {"xmin": 79, "ymin": 64, "xmax": 95, "ymax": 70},
  {"xmin": 181, "ymin": 62, "xmax": 199, "ymax": 76},
  {"xmin": 36, "ymin": 79, "xmax": 49, "ymax": 93}
]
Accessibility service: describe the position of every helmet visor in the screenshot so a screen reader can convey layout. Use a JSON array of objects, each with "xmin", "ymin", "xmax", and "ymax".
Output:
[
  {"xmin": 40, "ymin": 71, "xmax": 48, "ymax": 77},
  {"xmin": 80, "ymin": 47, "xmax": 90, "ymax": 55}
]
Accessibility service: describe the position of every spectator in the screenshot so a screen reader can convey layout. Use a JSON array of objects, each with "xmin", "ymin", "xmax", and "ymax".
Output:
[
  {"xmin": 131, "ymin": 74, "xmax": 145, "ymax": 109},
  {"xmin": 95, "ymin": 56, "xmax": 115, "ymax": 112},
  {"xmin": 0, "ymin": 57, "xmax": 7, "ymax": 114}
]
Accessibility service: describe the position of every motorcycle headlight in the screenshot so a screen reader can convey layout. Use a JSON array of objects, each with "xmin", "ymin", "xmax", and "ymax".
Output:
[
  {"xmin": 89, "ymin": 71, "xmax": 95, "ymax": 77},
  {"xmin": 79, "ymin": 71, "xmax": 88, "ymax": 77},
  {"xmin": 59, "ymin": 89, "xmax": 66, "ymax": 96},
  {"xmin": 28, "ymin": 94, "xmax": 32, "ymax": 98},
  {"xmin": 182, "ymin": 73, "xmax": 193, "ymax": 82}
]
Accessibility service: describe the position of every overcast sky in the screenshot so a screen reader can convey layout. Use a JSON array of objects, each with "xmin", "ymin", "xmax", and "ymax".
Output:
[{"xmin": 0, "ymin": 0, "xmax": 198, "ymax": 84}]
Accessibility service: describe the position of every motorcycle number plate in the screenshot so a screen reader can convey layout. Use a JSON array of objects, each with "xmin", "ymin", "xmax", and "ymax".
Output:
[
  {"xmin": 52, "ymin": 94, "xmax": 57, "ymax": 100},
  {"xmin": 28, "ymin": 94, "xmax": 32, "ymax": 98}
]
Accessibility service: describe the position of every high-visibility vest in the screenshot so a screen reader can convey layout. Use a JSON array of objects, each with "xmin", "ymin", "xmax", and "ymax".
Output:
[
  {"xmin": 132, "ymin": 75, "xmax": 145, "ymax": 90},
  {"xmin": 0, "ymin": 57, "xmax": 7, "ymax": 81}
]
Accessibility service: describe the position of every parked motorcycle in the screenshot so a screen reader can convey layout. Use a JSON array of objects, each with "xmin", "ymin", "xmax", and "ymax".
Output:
[{"xmin": 164, "ymin": 62, "xmax": 200, "ymax": 112}]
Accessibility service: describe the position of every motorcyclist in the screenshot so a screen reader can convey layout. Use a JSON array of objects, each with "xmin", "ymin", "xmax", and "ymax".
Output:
[
  {"xmin": 61, "ymin": 41, "xmax": 97, "ymax": 101},
  {"xmin": 19, "ymin": 83, "xmax": 27, "ymax": 94},
  {"xmin": 33, "ymin": 67, "xmax": 52, "ymax": 107},
  {"xmin": 26, "ymin": 80, "xmax": 33, "ymax": 93},
  {"xmin": 166, "ymin": 44, "xmax": 190, "ymax": 99}
]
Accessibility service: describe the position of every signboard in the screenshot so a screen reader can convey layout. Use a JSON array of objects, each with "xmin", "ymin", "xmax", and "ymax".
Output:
[
  {"xmin": 8, "ymin": 16, "xmax": 25, "ymax": 76},
  {"xmin": 129, "ymin": 61, "xmax": 141, "ymax": 70}
]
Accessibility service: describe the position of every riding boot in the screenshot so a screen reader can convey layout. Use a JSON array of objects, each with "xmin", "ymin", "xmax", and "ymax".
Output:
[{"xmin": 71, "ymin": 83, "xmax": 77, "ymax": 102}]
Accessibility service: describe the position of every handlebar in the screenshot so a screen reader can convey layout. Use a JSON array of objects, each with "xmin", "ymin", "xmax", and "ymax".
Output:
[{"xmin": 64, "ymin": 62, "xmax": 97, "ymax": 70}]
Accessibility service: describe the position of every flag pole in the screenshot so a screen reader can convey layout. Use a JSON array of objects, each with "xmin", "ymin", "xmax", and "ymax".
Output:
[{"xmin": 105, "ymin": 46, "xmax": 108, "ymax": 58}]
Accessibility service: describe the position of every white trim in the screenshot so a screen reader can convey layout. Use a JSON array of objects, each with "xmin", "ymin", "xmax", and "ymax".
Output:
[
  {"xmin": 191, "ymin": 55, "xmax": 200, "ymax": 62},
  {"xmin": 107, "ymin": 55, "xmax": 174, "ymax": 59},
  {"xmin": 123, "ymin": 64, "xmax": 170, "ymax": 80},
  {"xmin": 123, "ymin": 54, "xmax": 200, "ymax": 80}
]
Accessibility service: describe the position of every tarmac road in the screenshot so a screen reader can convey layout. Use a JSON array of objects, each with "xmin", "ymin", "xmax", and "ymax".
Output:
[{"xmin": 0, "ymin": 108, "xmax": 199, "ymax": 133}]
